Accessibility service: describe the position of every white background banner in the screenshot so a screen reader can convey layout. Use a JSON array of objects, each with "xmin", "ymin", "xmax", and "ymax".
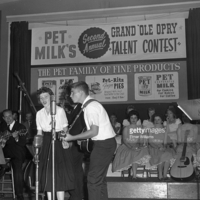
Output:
[{"xmin": 31, "ymin": 18, "xmax": 186, "ymax": 65}]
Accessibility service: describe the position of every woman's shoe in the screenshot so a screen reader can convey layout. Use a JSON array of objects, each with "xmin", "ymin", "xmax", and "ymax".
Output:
[{"xmin": 132, "ymin": 176, "xmax": 137, "ymax": 180}]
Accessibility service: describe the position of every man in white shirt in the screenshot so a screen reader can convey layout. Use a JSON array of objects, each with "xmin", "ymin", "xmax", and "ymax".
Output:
[{"xmin": 65, "ymin": 81, "xmax": 117, "ymax": 200}]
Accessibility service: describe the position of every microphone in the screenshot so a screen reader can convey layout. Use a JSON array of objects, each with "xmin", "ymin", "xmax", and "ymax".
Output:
[
  {"xmin": 33, "ymin": 135, "xmax": 43, "ymax": 148},
  {"xmin": 33, "ymin": 135, "xmax": 43, "ymax": 156},
  {"xmin": 50, "ymin": 95, "xmax": 56, "ymax": 115}
]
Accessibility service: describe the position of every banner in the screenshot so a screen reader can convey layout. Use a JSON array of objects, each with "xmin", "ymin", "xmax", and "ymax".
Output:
[
  {"xmin": 31, "ymin": 61, "xmax": 187, "ymax": 104},
  {"xmin": 31, "ymin": 18, "xmax": 186, "ymax": 65}
]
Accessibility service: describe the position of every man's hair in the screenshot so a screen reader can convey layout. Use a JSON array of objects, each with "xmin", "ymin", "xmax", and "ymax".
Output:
[
  {"xmin": 71, "ymin": 81, "xmax": 89, "ymax": 95},
  {"xmin": 37, "ymin": 87, "xmax": 54, "ymax": 97},
  {"xmin": 2, "ymin": 109, "xmax": 13, "ymax": 116}
]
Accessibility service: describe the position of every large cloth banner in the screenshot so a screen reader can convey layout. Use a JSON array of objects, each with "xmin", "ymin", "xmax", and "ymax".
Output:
[{"xmin": 31, "ymin": 18, "xmax": 186, "ymax": 65}]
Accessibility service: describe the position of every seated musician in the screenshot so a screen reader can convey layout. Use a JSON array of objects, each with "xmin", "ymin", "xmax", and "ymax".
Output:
[{"xmin": 0, "ymin": 109, "xmax": 27, "ymax": 200}]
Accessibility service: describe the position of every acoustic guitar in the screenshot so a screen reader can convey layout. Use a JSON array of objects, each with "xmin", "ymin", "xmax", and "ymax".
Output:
[
  {"xmin": 170, "ymin": 130, "xmax": 195, "ymax": 181},
  {"xmin": 0, "ymin": 129, "xmax": 27, "ymax": 148},
  {"xmin": 78, "ymin": 128, "xmax": 94, "ymax": 153},
  {"xmin": 79, "ymin": 138, "xmax": 94, "ymax": 153}
]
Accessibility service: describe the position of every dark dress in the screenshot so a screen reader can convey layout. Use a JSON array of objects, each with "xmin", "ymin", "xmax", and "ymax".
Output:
[{"xmin": 38, "ymin": 132, "xmax": 74, "ymax": 192}]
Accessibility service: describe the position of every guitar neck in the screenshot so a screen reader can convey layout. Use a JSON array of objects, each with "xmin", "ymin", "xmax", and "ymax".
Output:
[
  {"xmin": 0, "ymin": 129, "xmax": 27, "ymax": 140},
  {"xmin": 181, "ymin": 131, "xmax": 189, "ymax": 159}
]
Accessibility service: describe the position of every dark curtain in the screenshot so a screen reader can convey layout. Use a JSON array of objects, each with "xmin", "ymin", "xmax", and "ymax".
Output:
[
  {"xmin": 186, "ymin": 8, "xmax": 200, "ymax": 99},
  {"xmin": 8, "ymin": 22, "xmax": 32, "ymax": 121}
]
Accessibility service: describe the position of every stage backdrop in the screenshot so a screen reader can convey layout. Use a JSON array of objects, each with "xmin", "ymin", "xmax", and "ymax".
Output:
[
  {"xmin": 30, "ymin": 60, "xmax": 187, "ymax": 105},
  {"xmin": 31, "ymin": 18, "xmax": 186, "ymax": 65}
]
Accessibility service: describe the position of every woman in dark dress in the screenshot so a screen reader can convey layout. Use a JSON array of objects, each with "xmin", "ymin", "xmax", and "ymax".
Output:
[{"xmin": 36, "ymin": 87, "xmax": 74, "ymax": 200}]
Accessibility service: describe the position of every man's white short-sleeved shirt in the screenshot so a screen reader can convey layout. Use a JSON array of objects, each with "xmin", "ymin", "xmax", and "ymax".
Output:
[{"xmin": 82, "ymin": 96, "xmax": 116, "ymax": 140}]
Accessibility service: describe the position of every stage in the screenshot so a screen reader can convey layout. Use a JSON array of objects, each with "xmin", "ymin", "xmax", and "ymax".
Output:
[
  {"xmin": 107, "ymin": 177, "xmax": 200, "ymax": 200},
  {"xmin": 1, "ymin": 177, "xmax": 200, "ymax": 200}
]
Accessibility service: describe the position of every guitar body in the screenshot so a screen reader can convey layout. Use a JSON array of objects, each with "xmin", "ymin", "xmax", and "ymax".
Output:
[
  {"xmin": 0, "ymin": 129, "xmax": 27, "ymax": 148},
  {"xmin": 170, "ymin": 152, "xmax": 195, "ymax": 181},
  {"xmin": 80, "ymin": 139, "xmax": 94, "ymax": 153}
]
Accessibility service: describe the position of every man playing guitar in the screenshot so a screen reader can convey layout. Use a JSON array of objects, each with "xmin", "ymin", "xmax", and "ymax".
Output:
[
  {"xmin": 64, "ymin": 81, "xmax": 117, "ymax": 200},
  {"xmin": 0, "ymin": 109, "xmax": 27, "ymax": 200}
]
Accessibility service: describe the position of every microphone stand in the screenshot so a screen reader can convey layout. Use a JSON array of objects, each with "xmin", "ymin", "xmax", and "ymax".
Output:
[
  {"xmin": 33, "ymin": 135, "xmax": 43, "ymax": 200},
  {"xmin": 51, "ymin": 96, "xmax": 56, "ymax": 200},
  {"xmin": 34, "ymin": 148, "xmax": 40, "ymax": 200},
  {"xmin": 14, "ymin": 72, "xmax": 37, "ymax": 120}
]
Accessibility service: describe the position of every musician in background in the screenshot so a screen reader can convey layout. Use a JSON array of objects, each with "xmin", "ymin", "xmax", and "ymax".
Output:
[
  {"xmin": 13, "ymin": 110, "xmax": 19, "ymax": 122},
  {"xmin": 65, "ymin": 81, "xmax": 117, "ymax": 200},
  {"xmin": 62, "ymin": 90, "xmax": 86, "ymax": 200},
  {"xmin": 0, "ymin": 109, "xmax": 27, "ymax": 200},
  {"xmin": 22, "ymin": 112, "xmax": 37, "ymax": 144},
  {"xmin": 67, "ymin": 102, "xmax": 86, "ymax": 200}
]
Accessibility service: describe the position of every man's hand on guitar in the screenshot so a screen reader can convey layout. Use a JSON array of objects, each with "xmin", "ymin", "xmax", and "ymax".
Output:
[
  {"xmin": 12, "ymin": 131, "xmax": 18, "ymax": 138},
  {"xmin": 12, "ymin": 131, "xmax": 19, "ymax": 142},
  {"xmin": 58, "ymin": 131, "xmax": 67, "ymax": 141},
  {"xmin": 62, "ymin": 133, "xmax": 73, "ymax": 142},
  {"xmin": 57, "ymin": 131, "xmax": 73, "ymax": 149}
]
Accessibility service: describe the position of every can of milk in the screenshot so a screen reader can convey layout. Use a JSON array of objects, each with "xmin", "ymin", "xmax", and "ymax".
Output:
[{"xmin": 138, "ymin": 76, "xmax": 152, "ymax": 96}]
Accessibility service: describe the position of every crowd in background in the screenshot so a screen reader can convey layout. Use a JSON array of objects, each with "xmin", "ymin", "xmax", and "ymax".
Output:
[{"xmin": 109, "ymin": 105, "xmax": 200, "ymax": 181}]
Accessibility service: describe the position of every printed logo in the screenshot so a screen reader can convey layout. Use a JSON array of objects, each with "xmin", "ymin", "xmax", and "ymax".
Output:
[{"xmin": 78, "ymin": 27, "xmax": 110, "ymax": 59}]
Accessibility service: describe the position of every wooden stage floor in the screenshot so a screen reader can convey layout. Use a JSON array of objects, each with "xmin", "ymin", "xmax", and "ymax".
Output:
[{"xmin": 1, "ymin": 177, "xmax": 200, "ymax": 200}]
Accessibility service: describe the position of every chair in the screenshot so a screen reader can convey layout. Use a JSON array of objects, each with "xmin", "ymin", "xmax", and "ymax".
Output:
[
  {"xmin": 146, "ymin": 165, "xmax": 171, "ymax": 179},
  {"xmin": 121, "ymin": 165, "xmax": 148, "ymax": 178},
  {"xmin": 0, "ymin": 158, "xmax": 15, "ymax": 199},
  {"xmin": 121, "ymin": 167, "xmax": 131, "ymax": 178}
]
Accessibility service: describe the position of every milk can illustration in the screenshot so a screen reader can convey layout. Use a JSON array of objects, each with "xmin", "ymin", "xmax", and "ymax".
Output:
[{"xmin": 138, "ymin": 76, "xmax": 152, "ymax": 96}]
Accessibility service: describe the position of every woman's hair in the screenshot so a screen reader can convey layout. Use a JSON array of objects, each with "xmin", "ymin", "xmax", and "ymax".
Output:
[
  {"xmin": 166, "ymin": 107, "xmax": 177, "ymax": 119},
  {"xmin": 147, "ymin": 107, "xmax": 155, "ymax": 122},
  {"xmin": 128, "ymin": 110, "xmax": 140, "ymax": 121},
  {"xmin": 71, "ymin": 81, "xmax": 89, "ymax": 95},
  {"xmin": 152, "ymin": 113, "xmax": 163, "ymax": 123},
  {"xmin": 37, "ymin": 87, "xmax": 54, "ymax": 96},
  {"xmin": 126, "ymin": 105, "xmax": 135, "ymax": 113}
]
